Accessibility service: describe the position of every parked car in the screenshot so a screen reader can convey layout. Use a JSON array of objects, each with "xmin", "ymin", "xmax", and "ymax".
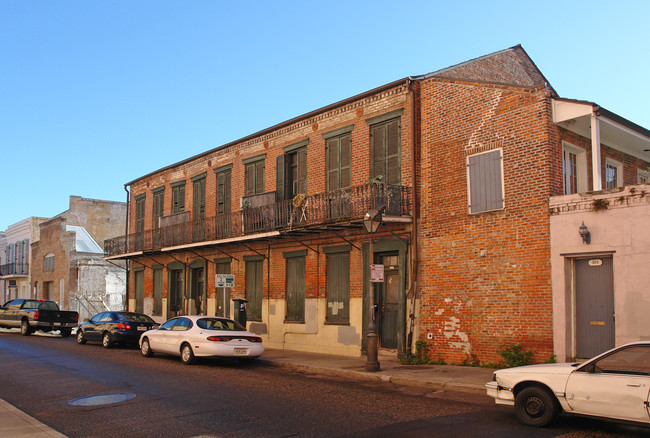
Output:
[
  {"xmin": 77, "ymin": 311, "xmax": 158, "ymax": 348},
  {"xmin": 0, "ymin": 299, "xmax": 78, "ymax": 337},
  {"xmin": 139, "ymin": 315, "xmax": 264, "ymax": 365},
  {"xmin": 486, "ymin": 341, "xmax": 650, "ymax": 427}
]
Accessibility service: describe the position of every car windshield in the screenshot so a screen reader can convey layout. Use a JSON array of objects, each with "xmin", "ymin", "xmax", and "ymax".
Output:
[
  {"xmin": 118, "ymin": 312, "xmax": 155, "ymax": 323},
  {"xmin": 196, "ymin": 318, "xmax": 246, "ymax": 331}
]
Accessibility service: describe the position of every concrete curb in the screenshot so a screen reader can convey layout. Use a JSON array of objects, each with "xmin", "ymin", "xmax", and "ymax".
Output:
[{"xmin": 259, "ymin": 358, "xmax": 489, "ymax": 396}]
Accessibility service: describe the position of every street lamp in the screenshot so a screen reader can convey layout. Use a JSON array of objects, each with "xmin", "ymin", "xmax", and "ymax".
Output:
[{"xmin": 363, "ymin": 208, "xmax": 382, "ymax": 372}]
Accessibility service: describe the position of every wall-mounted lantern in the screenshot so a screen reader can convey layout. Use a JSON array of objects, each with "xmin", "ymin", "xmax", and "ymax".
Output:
[{"xmin": 579, "ymin": 221, "xmax": 591, "ymax": 244}]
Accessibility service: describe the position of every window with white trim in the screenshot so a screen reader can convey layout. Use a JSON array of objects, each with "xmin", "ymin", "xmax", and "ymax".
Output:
[
  {"xmin": 562, "ymin": 143, "xmax": 587, "ymax": 194},
  {"xmin": 467, "ymin": 149, "xmax": 504, "ymax": 214},
  {"xmin": 637, "ymin": 169, "xmax": 649, "ymax": 184},
  {"xmin": 605, "ymin": 159, "xmax": 622, "ymax": 189}
]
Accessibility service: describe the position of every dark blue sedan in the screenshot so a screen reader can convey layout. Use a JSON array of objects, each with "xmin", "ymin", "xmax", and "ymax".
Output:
[{"xmin": 76, "ymin": 311, "xmax": 158, "ymax": 348}]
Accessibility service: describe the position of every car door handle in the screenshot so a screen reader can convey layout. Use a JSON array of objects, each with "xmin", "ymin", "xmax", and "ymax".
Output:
[{"xmin": 627, "ymin": 383, "xmax": 642, "ymax": 387}]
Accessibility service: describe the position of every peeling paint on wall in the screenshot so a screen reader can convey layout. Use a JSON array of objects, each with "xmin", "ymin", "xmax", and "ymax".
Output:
[
  {"xmin": 337, "ymin": 325, "xmax": 360, "ymax": 346},
  {"xmin": 443, "ymin": 316, "xmax": 471, "ymax": 355}
]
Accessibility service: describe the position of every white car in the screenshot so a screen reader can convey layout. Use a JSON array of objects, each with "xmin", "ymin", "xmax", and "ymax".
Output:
[
  {"xmin": 486, "ymin": 341, "xmax": 650, "ymax": 427},
  {"xmin": 139, "ymin": 315, "xmax": 264, "ymax": 365}
]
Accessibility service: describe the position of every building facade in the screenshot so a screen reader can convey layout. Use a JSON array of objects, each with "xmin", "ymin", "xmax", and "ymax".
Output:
[
  {"xmin": 105, "ymin": 46, "xmax": 650, "ymax": 363},
  {"xmin": 29, "ymin": 196, "xmax": 127, "ymax": 319},
  {"xmin": 1, "ymin": 217, "xmax": 48, "ymax": 303}
]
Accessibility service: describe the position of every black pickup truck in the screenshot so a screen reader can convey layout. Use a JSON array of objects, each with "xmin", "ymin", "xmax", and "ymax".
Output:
[{"xmin": 0, "ymin": 299, "xmax": 79, "ymax": 337}]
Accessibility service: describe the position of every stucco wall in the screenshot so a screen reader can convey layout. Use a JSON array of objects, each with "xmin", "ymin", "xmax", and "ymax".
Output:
[{"xmin": 550, "ymin": 184, "xmax": 650, "ymax": 360}]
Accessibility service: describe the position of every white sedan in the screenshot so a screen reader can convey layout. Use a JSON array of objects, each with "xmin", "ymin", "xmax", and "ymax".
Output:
[
  {"xmin": 139, "ymin": 315, "xmax": 264, "ymax": 365},
  {"xmin": 486, "ymin": 341, "xmax": 650, "ymax": 427}
]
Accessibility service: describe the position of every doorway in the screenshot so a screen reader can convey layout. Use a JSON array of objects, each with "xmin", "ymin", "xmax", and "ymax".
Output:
[
  {"xmin": 374, "ymin": 252, "xmax": 400, "ymax": 350},
  {"xmin": 168, "ymin": 268, "xmax": 184, "ymax": 319},
  {"xmin": 189, "ymin": 264, "xmax": 206, "ymax": 315},
  {"xmin": 575, "ymin": 256, "xmax": 615, "ymax": 358}
]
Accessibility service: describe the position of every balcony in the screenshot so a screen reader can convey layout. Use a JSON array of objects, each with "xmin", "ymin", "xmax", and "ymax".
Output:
[
  {"xmin": 105, "ymin": 183, "xmax": 412, "ymax": 258},
  {"xmin": 0, "ymin": 263, "xmax": 29, "ymax": 277}
]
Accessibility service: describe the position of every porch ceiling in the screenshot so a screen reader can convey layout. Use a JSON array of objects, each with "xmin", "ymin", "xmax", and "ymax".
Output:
[{"xmin": 552, "ymin": 98, "xmax": 650, "ymax": 161}]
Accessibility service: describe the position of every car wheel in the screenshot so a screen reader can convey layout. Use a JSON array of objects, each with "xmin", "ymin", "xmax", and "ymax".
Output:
[
  {"xmin": 60, "ymin": 329, "xmax": 72, "ymax": 337},
  {"xmin": 515, "ymin": 386, "xmax": 559, "ymax": 427},
  {"xmin": 181, "ymin": 343, "xmax": 195, "ymax": 365},
  {"xmin": 20, "ymin": 320, "xmax": 32, "ymax": 336},
  {"xmin": 76, "ymin": 329, "xmax": 86, "ymax": 344},
  {"xmin": 102, "ymin": 332, "xmax": 112, "ymax": 349},
  {"xmin": 140, "ymin": 338, "xmax": 153, "ymax": 357}
]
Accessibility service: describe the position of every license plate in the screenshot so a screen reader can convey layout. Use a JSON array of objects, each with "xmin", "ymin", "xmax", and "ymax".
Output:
[
  {"xmin": 234, "ymin": 348, "xmax": 248, "ymax": 355},
  {"xmin": 137, "ymin": 326, "xmax": 147, "ymax": 331},
  {"xmin": 53, "ymin": 322, "xmax": 61, "ymax": 326}
]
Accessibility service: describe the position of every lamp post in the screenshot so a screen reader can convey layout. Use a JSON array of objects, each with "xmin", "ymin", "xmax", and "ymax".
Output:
[{"xmin": 363, "ymin": 208, "xmax": 382, "ymax": 372}]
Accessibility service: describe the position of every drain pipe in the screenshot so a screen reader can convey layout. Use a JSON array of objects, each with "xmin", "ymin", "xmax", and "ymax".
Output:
[
  {"xmin": 407, "ymin": 78, "xmax": 420, "ymax": 354},
  {"xmin": 124, "ymin": 184, "xmax": 130, "ymax": 311}
]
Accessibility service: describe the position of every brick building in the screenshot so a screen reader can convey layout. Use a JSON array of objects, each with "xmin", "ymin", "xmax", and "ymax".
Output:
[
  {"xmin": 105, "ymin": 46, "xmax": 650, "ymax": 363},
  {"xmin": 30, "ymin": 196, "xmax": 127, "ymax": 321}
]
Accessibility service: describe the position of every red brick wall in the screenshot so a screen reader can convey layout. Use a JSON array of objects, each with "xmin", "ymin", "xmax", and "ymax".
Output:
[
  {"xmin": 126, "ymin": 84, "xmax": 414, "ymax": 329},
  {"xmin": 417, "ymin": 78, "xmax": 556, "ymax": 364}
]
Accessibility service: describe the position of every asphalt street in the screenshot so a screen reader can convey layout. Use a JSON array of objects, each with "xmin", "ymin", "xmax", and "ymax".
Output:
[{"xmin": 0, "ymin": 331, "xmax": 648, "ymax": 437}]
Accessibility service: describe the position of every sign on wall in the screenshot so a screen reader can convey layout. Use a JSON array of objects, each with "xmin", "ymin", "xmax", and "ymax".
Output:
[
  {"xmin": 370, "ymin": 264, "xmax": 384, "ymax": 283},
  {"xmin": 215, "ymin": 274, "xmax": 235, "ymax": 288}
]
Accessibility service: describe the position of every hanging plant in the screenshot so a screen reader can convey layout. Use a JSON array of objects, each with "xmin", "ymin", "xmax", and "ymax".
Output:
[{"xmin": 292, "ymin": 193, "xmax": 306, "ymax": 209}]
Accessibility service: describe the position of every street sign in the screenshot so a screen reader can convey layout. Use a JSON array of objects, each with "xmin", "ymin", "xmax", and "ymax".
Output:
[
  {"xmin": 215, "ymin": 274, "xmax": 235, "ymax": 288},
  {"xmin": 370, "ymin": 264, "xmax": 384, "ymax": 283}
]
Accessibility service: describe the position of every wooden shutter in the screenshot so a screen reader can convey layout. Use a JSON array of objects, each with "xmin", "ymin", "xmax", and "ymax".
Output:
[
  {"xmin": 245, "ymin": 260, "xmax": 263, "ymax": 320},
  {"xmin": 339, "ymin": 134, "xmax": 351, "ymax": 188},
  {"xmin": 217, "ymin": 170, "xmax": 231, "ymax": 215},
  {"xmin": 286, "ymin": 256, "xmax": 305, "ymax": 321},
  {"xmin": 153, "ymin": 268, "xmax": 162, "ymax": 315},
  {"xmin": 255, "ymin": 161, "xmax": 265, "ymax": 194},
  {"xmin": 193, "ymin": 178, "xmax": 205, "ymax": 220},
  {"xmin": 468, "ymin": 149, "xmax": 503, "ymax": 213},
  {"xmin": 276, "ymin": 155, "xmax": 286, "ymax": 201},
  {"xmin": 153, "ymin": 190, "xmax": 164, "ymax": 228},
  {"xmin": 172, "ymin": 184, "xmax": 185, "ymax": 213},
  {"xmin": 371, "ymin": 124, "xmax": 386, "ymax": 179},
  {"xmin": 296, "ymin": 148, "xmax": 307, "ymax": 194},
  {"xmin": 327, "ymin": 138, "xmax": 339, "ymax": 191},
  {"xmin": 386, "ymin": 119, "xmax": 400, "ymax": 185},
  {"xmin": 245, "ymin": 163, "xmax": 255, "ymax": 195},
  {"xmin": 135, "ymin": 196, "xmax": 145, "ymax": 232},
  {"xmin": 326, "ymin": 251, "xmax": 350, "ymax": 323}
]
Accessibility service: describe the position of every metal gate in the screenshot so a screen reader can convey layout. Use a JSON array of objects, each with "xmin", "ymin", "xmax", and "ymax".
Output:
[{"xmin": 575, "ymin": 256, "xmax": 614, "ymax": 358}]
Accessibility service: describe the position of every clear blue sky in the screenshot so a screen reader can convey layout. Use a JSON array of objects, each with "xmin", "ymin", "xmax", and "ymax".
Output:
[{"xmin": 2, "ymin": 0, "xmax": 649, "ymax": 231}]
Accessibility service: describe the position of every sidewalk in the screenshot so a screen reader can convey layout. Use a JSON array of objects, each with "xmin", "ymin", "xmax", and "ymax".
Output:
[
  {"xmin": 259, "ymin": 348, "xmax": 495, "ymax": 396},
  {"xmin": 0, "ymin": 348, "xmax": 494, "ymax": 437}
]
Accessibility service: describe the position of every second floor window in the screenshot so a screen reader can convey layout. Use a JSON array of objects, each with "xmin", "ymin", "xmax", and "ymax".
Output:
[
  {"xmin": 467, "ymin": 148, "xmax": 504, "ymax": 214},
  {"xmin": 153, "ymin": 188, "xmax": 164, "ymax": 228},
  {"xmin": 326, "ymin": 133, "xmax": 351, "ymax": 191},
  {"xmin": 370, "ymin": 117, "xmax": 401, "ymax": 185},
  {"xmin": 171, "ymin": 182, "xmax": 186, "ymax": 214},
  {"xmin": 192, "ymin": 175, "xmax": 206, "ymax": 221},
  {"xmin": 605, "ymin": 159, "xmax": 622, "ymax": 189},
  {"xmin": 135, "ymin": 195, "xmax": 145, "ymax": 233},
  {"xmin": 216, "ymin": 167, "xmax": 232, "ymax": 215},
  {"xmin": 276, "ymin": 143, "xmax": 307, "ymax": 201},
  {"xmin": 245, "ymin": 157, "xmax": 265, "ymax": 195}
]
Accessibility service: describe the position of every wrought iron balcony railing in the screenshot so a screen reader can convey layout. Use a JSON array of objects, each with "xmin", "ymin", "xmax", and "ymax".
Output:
[
  {"xmin": 0, "ymin": 263, "xmax": 29, "ymax": 276},
  {"xmin": 104, "ymin": 183, "xmax": 411, "ymax": 258}
]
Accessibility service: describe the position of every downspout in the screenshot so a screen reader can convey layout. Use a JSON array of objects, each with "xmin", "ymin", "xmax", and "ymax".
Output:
[
  {"xmin": 124, "ymin": 184, "xmax": 130, "ymax": 311},
  {"xmin": 407, "ymin": 78, "xmax": 420, "ymax": 354}
]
